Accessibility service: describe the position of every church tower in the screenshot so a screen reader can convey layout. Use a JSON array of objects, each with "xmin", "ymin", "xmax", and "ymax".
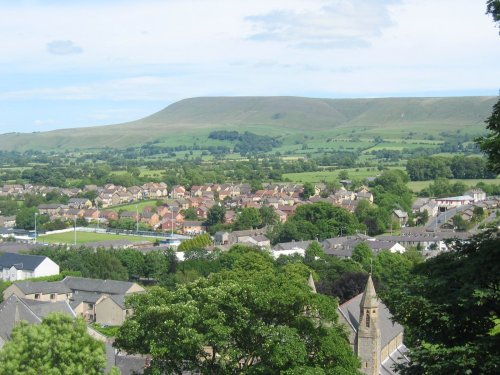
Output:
[{"xmin": 355, "ymin": 275, "xmax": 381, "ymax": 375}]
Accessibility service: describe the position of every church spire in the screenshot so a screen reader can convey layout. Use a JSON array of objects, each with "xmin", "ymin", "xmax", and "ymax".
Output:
[
  {"xmin": 360, "ymin": 274, "xmax": 378, "ymax": 309},
  {"xmin": 356, "ymin": 274, "xmax": 381, "ymax": 375}
]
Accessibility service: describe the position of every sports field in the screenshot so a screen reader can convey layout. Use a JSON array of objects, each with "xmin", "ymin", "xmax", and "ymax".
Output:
[{"xmin": 38, "ymin": 231, "xmax": 155, "ymax": 245}]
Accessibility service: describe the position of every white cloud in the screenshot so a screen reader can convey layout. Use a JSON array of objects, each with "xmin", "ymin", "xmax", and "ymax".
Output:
[
  {"xmin": 0, "ymin": 0, "xmax": 498, "ymax": 133},
  {"xmin": 245, "ymin": 0, "xmax": 398, "ymax": 49},
  {"xmin": 46, "ymin": 40, "xmax": 83, "ymax": 55}
]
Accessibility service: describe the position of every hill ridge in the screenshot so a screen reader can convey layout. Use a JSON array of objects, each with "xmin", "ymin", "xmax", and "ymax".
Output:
[{"xmin": 0, "ymin": 96, "xmax": 496, "ymax": 151}]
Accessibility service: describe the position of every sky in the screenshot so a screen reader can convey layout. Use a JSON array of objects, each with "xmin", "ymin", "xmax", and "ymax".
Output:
[{"xmin": 0, "ymin": 0, "xmax": 499, "ymax": 134}]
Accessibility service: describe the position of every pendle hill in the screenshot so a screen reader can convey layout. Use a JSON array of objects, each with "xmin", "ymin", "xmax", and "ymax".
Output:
[{"xmin": 0, "ymin": 96, "xmax": 496, "ymax": 151}]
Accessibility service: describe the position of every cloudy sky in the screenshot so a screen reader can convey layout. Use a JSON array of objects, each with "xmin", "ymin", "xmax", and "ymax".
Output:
[{"xmin": 0, "ymin": 0, "xmax": 499, "ymax": 133}]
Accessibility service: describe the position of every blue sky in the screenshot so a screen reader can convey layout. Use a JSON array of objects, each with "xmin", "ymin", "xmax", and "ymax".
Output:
[{"xmin": 0, "ymin": 0, "xmax": 499, "ymax": 133}]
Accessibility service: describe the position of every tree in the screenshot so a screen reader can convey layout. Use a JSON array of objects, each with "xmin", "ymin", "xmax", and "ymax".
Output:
[
  {"xmin": 15, "ymin": 207, "xmax": 40, "ymax": 230},
  {"xmin": 259, "ymin": 205, "xmax": 279, "ymax": 226},
  {"xmin": 0, "ymin": 313, "xmax": 106, "ymax": 375},
  {"xmin": 351, "ymin": 242, "xmax": 373, "ymax": 270},
  {"xmin": 273, "ymin": 202, "xmax": 363, "ymax": 243},
  {"xmin": 301, "ymin": 182, "xmax": 315, "ymax": 199},
  {"xmin": 182, "ymin": 207, "xmax": 198, "ymax": 220},
  {"xmin": 476, "ymin": 3, "xmax": 500, "ymax": 171},
  {"xmin": 384, "ymin": 229, "xmax": 500, "ymax": 374},
  {"xmin": 232, "ymin": 207, "xmax": 262, "ymax": 230},
  {"xmin": 205, "ymin": 204, "xmax": 226, "ymax": 227},
  {"xmin": 304, "ymin": 241, "xmax": 325, "ymax": 262},
  {"xmin": 115, "ymin": 254, "xmax": 362, "ymax": 375}
]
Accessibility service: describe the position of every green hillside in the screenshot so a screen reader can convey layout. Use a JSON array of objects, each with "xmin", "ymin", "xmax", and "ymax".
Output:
[{"xmin": 0, "ymin": 96, "xmax": 496, "ymax": 151}]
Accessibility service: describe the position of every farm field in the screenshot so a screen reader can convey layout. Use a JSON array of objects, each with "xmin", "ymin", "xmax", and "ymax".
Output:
[
  {"xmin": 407, "ymin": 178, "xmax": 500, "ymax": 192},
  {"xmin": 39, "ymin": 231, "xmax": 156, "ymax": 245},
  {"xmin": 283, "ymin": 166, "xmax": 403, "ymax": 183}
]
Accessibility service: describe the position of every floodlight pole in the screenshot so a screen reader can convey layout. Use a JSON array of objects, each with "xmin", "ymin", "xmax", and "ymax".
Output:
[
  {"xmin": 34, "ymin": 212, "xmax": 38, "ymax": 244},
  {"xmin": 136, "ymin": 205, "xmax": 139, "ymax": 234},
  {"xmin": 96, "ymin": 200, "xmax": 99, "ymax": 232},
  {"xmin": 74, "ymin": 216, "xmax": 77, "ymax": 245}
]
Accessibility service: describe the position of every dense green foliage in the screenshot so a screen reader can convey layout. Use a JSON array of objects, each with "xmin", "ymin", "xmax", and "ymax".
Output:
[
  {"xmin": 177, "ymin": 233, "xmax": 213, "ymax": 252},
  {"xmin": 384, "ymin": 230, "xmax": 500, "ymax": 374},
  {"xmin": 115, "ymin": 247, "xmax": 362, "ymax": 375},
  {"xmin": 406, "ymin": 156, "xmax": 496, "ymax": 181},
  {"xmin": 209, "ymin": 130, "xmax": 283, "ymax": 155},
  {"xmin": 270, "ymin": 202, "xmax": 363, "ymax": 244},
  {"xmin": 0, "ymin": 313, "xmax": 106, "ymax": 375}
]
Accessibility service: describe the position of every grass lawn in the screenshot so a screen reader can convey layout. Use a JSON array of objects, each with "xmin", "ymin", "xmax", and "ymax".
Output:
[
  {"xmin": 90, "ymin": 323, "xmax": 120, "ymax": 337},
  {"xmin": 39, "ymin": 231, "xmax": 156, "ymax": 245},
  {"xmin": 106, "ymin": 200, "xmax": 162, "ymax": 213}
]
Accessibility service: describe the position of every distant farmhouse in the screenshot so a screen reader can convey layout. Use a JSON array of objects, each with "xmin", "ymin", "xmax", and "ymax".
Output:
[{"xmin": 0, "ymin": 252, "xmax": 59, "ymax": 281}]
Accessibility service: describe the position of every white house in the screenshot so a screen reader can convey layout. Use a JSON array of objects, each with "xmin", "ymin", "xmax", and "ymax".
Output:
[{"xmin": 0, "ymin": 253, "xmax": 59, "ymax": 281}]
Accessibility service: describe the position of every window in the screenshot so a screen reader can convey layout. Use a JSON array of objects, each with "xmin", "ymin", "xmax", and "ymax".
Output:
[
  {"xmin": 88, "ymin": 303, "xmax": 94, "ymax": 310},
  {"xmin": 365, "ymin": 310, "xmax": 370, "ymax": 328},
  {"xmin": 35, "ymin": 293, "xmax": 40, "ymax": 300},
  {"xmin": 50, "ymin": 293, "xmax": 56, "ymax": 300}
]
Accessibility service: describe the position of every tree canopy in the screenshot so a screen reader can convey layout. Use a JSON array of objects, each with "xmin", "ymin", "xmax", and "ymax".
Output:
[
  {"xmin": 384, "ymin": 230, "xmax": 500, "ymax": 374},
  {"xmin": 0, "ymin": 313, "xmax": 107, "ymax": 375},
  {"xmin": 114, "ymin": 247, "xmax": 362, "ymax": 375}
]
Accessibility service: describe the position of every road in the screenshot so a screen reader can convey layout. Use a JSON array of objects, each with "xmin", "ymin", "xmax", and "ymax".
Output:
[{"xmin": 425, "ymin": 204, "xmax": 471, "ymax": 231}]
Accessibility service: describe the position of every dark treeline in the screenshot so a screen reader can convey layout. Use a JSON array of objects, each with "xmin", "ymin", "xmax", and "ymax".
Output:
[
  {"xmin": 406, "ymin": 155, "xmax": 496, "ymax": 181},
  {"xmin": 209, "ymin": 130, "xmax": 283, "ymax": 155}
]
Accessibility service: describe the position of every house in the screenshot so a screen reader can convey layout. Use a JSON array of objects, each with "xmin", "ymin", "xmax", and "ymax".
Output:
[
  {"xmin": 392, "ymin": 210, "xmax": 408, "ymax": 227},
  {"xmin": 67, "ymin": 198, "xmax": 92, "ymax": 209},
  {"xmin": 170, "ymin": 185, "xmax": 186, "ymax": 199},
  {"xmin": 464, "ymin": 188, "xmax": 486, "ymax": 203},
  {"xmin": 214, "ymin": 231, "xmax": 230, "ymax": 245},
  {"xmin": 435, "ymin": 195, "xmax": 474, "ymax": 208},
  {"xmin": 0, "ymin": 216, "xmax": 16, "ymax": 228},
  {"xmin": 0, "ymin": 253, "xmax": 59, "ymax": 281},
  {"xmin": 4, "ymin": 277, "xmax": 145, "ymax": 325},
  {"xmin": 336, "ymin": 275, "xmax": 408, "ymax": 375},
  {"xmin": 140, "ymin": 212, "xmax": 160, "ymax": 227},
  {"xmin": 181, "ymin": 221, "xmax": 206, "ymax": 235},
  {"xmin": 0, "ymin": 294, "xmax": 147, "ymax": 374},
  {"xmin": 37, "ymin": 204, "xmax": 65, "ymax": 216},
  {"xmin": 227, "ymin": 228, "xmax": 269, "ymax": 245},
  {"xmin": 0, "ymin": 294, "xmax": 76, "ymax": 349},
  {"xmin": 3, "ymin": 280, "xmax": 71, "ymax": 302},
  {"xmin": 237, "ymin": 235, "xmax": 271, "ymax": 250},
  {"xmin": 366, "ymin": 240, "xmax": 406, "ymax": 254}
]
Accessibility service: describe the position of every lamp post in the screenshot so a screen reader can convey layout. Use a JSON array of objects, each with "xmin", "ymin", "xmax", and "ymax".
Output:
[
  {"xmin": 34, "ymin": 212, "xmax": 38, "ymax": 244},
  {"xmin": 73, "ymin": 216, "xmax": 77, "ymax": 246},
  {"xmin": 136, "ymin": 205, "xmax": 139, "ymax": 234},
  {"xmin": 95, "ymin": 200, "xmax": 99, "ymax": 232}
]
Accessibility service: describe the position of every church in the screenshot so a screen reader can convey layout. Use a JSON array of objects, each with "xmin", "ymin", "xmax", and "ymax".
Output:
[{"xmin": 337, "ymin": 275, "xmax": 409, "ymax": 375}]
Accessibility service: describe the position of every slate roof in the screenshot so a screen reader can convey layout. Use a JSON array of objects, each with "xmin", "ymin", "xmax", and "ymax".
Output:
[
  {"xmin": 273, "ymin": 240, "xmax": 313, "ymax": 251},
  {"xmin": 0, "ymin": 252, "xmax": 47, "ymax": 271},
  {"xmin": 21, "ymin": 298, "xmax": 76, "ymax": 319},
  {"xmin": 13, "ymin": 281, "xmax": 71, "ymax": 295},
  {"xmin": 338, "ymin": 292, "xmax": 404, "ymax": 349},
  {"xmin": 0, "ymin": 294, "xmax": 41, "ymax": 344},
  {"xmin": 63, "ymin": 276, "xmax": 136, "ymax": 295}
]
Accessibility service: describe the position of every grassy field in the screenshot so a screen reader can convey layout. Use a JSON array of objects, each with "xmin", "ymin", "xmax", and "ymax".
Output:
[
  {"xmin": 283, "ymin": 169, "xmax": 499, "ymax": 192},
  {"xmin": 283, "ymin": 166, "xmax": 403, "ymax": 183},
  {"xmin": 407, "ymin": 178, "xmax": 500, "ymax": 192},
  {"xmin": 39, "ymin": 231, "xmax": 155, "ymax": 245},
  {"xmin": 106, "ymin": 200, "xmax": 162, "ymax": 213}
]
